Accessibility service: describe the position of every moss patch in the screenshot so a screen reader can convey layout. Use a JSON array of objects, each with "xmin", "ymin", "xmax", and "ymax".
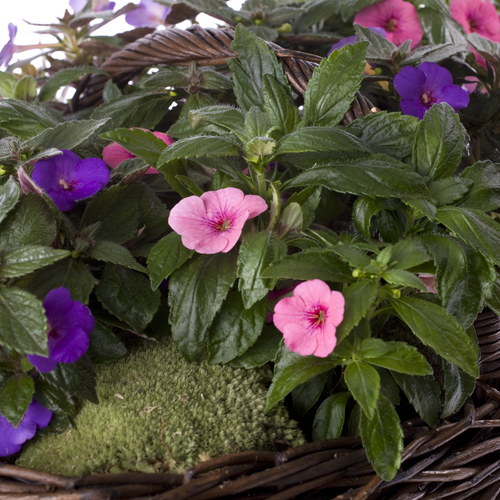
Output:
[{"xmin": 18, "ymin": 338, "xmax": 304, "ymax": 475}]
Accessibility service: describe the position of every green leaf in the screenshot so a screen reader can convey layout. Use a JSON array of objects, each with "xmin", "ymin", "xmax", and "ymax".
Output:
[
  {"xmin": 344, "ymin": 361, "xmax": 380, "ymax": 420},
  {"xmin": 244, "ymin": 106, "xmax": 270, "ymax": 139},
  {"xmin": 228, "ymin": 24, "xmax": 290, "ymax": 112},
  {"xmin": 28, "ymin": 258, "xmax": 94, "ymax": 304},
  {"xmin": 207, "ymin": 292, "xmax": 267, "ymax": 364},
  {"xmin": 304, "ymin": 42, "xmax": 367, "ymax": 127},
  {"xmin": 312, "ymin": 392, "xmax": 350, "ymax": 441},
  {"xmin": 360, "ymin": 339, "xmax": 433, "ymax": 375},
  {"xmin": 381, "ymin": 239, "xmax": 431, "ymax": 270},
  {"xmin": 229, "ymin": 323, "xmax": 282, "ymax": 369},
  {"xmin": 56, "ymin": 355, "xmax": 98, "ymax": 404},
  {"xmin": 86, "ymin": 241, "xmax": 147, "ymax": 273},
  {"xmin": 412, "ymin": 103, "xmax": 463, "ymax": 180},
  {"xmin": 262, "ymin": 74, "xmax": 300, "ymax": 139},
  {"xmin": 102, "ymin": 79, "xmax": 122, "ymax": 102},
  {"xmin": 292, "ymin": 372, "xmax": 327, "ymax": 418},
  {"xmin": 0, "ymin": 374, "xmax": 35, "ymax": 427},
  {"xmin": 283, "ymin": 154, "xmax": 430, "ymax": 200},
  {"xmin": 189, "ymin": 106, "xmax": 245, "ymax": 136},
  {"xmin": 382, "ymin": 269, "xmax": 427, "ymax": 291},
  {"xmin": 237, "ymin": 232, "xmax": 286, "ymax": 308},
  {"xmin": 468, "ymin": 33, "xmax": 500, "ymax": 68},
  {"xmin": 360, "ymin": 394, "xmax": 403, "ymax": 482},
  {"xmin": 0, "ymin": 286, "xmax": 48, "ymax": 356},
  {"xmin": 389, "ymin": 296, "xmax": 479, "ymax": 377},
  {"xmin": 34, "ymin": 371, "xmax": 76, "ymax": 416},
  {"xmin": 427, "ymin": 177, "xmax": 472, "ymax": 205},
  {"xmin": 418, "ymin": 9, "xmax": 468, "ymax": 51},
  {"xmin": 392, "ymin": 371, "xmax": 441, "ymax": 427},
  {"xmin": 169, "ymin": 251, "xmax": 238, "ymax": 361},
  {"xmin": 39, "ymin": 67, "xmax": 108, "ymax": 102},
  {"xmin": 147, "ymin": 232, "xmax": 194, "ymax": 290},
  {"xmin": 261, "ymin": 248, "xmax": 353, "ymax": 282},
  {"xmin": 0, "ymin": 100, "xmax": 59, "ymax": 139},
  {"xmin": 14, "ymin": 76, "xmax": 37, "ymax": 102},
  {"xmin": 0, "ymin": 194, "xmax": 56, "ymax": 252},
  {"xmin": 0, "ymin": 71, "xmax": 18, "ymax": 98},
  {"xmin": 0, "ymin": 177, "xmax": 20, "ymax": 225},
  {"xmin": 435, "ymin": 207, "xmax": 500, "ymax": 267},
  {"xmin": 86, "ymin": 322, "xmax": 127, "ymax": 365},
  {"xmin": 486, "ymin": 277, "xmax": 500, "ymax": 315},
  {"xmin": 458, "ymin": 161, "xmax": 500, "ymax": 212},
  {"xmin": 141, "ymin": 67, "xmax": 190, "ymax": 88},
  {"xmin": 0, "ymin": 245, "xmax": 70, "ymax": 278},
  {"xmin": 200, "ymin": 69, "xmax": 233, "ymax": 90},
  {"xmin": 354, "ymin": 24, "xmax": 397, "ymax": 61},
  {"xmin": 330, "ymin": 244, "xmax": 371, "ymax": 269},
  {"xmin": 100, "ymin": 128, "xmax": 168, "ymax": 168},
  {"xmin": 441, "ymin": 360, "xmax": 475, "ymax": 418},
  {"xmin": 336, "ymin": 280, "xmax": 378, "ymax": 342},
  {"xmin": 275, "ymin": 126, "xmax": 369, "ymax": 156},
  {"xmin": 95, "ymin": 264, "xmax": 161, "ymax": 333},
  {"xmin": 25, "ymin": 119, "xmax": 110, "ymax": 151},
  {"xmin": 265, "ymin": 345, "xmax": 337, "ymax": 412},
  {"xmin": 294, "ymin": 0, "xmax": 340, "ymax": 31},
  {"xmin": 353, "ymin": 196, "xmax": 382, "ymax": 239},
  {"xmin": 344, "ymin": 111, "xmax": 418, "ymax": 162}
]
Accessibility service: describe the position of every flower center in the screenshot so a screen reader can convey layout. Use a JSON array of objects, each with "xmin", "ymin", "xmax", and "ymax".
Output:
[
  {"xmin": 59, "ymin": 178, "xmax": 75, "ymax": 191},
  {"xmin": 212, "ymin": 217, "xmax": 232, "ymax": 232},
  {"xmin": 385, "ymin": 18, "xmax": 398, "ymax": 32},
  {"xmin": 307, "ymin": 307, "xmax": 327, "ymax": 330},
  {"xmin": 48, "ymin": 327, "xmax": 60, "ymax": 340},
  {"xmin": 468, "ymin": 18, "xmax": 478, "ymax": 33}
]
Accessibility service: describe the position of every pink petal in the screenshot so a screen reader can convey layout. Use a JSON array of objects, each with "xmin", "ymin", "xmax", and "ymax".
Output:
[
  {"xmin": 312, "ymin": 323, "xmax": 338, "ymax": 358},
  {"xmin": 450, "ymin": 0, "xmax": 500, "ymax": 38},
  {"xmin": 325, "ymin": 291, "xmax": 346, "ymax": 327},
  {"xmin": 283, "ymin": 322, "xmax": 319, "ymax": 356},
  {"xmin": 153, "ymin": 131, "xmax": 175, "ymax": 146},
  {"xmin": 293, "ymin": 280, "xmax": 333, "ymax": 307},
  {"xmin": 102, "ymin": 142, "xmax": 135, "ymax": 169}
]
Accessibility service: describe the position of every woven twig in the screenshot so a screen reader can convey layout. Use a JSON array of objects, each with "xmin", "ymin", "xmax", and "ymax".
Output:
[{"xmin": 72, "ymin": 25, "xmax": 375, "ymax": 125}]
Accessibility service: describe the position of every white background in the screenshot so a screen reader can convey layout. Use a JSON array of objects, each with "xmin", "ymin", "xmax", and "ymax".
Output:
[{"xmin": 0, "ymin": 0, "xmax": 243, "ymax": 69}]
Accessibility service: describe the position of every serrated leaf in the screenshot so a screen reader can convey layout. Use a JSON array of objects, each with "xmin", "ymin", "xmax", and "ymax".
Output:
[
  {"xmin": 86, "ymin": 322, "xmax": 127, "ymax": 365},
  {"xmin": 189, "ymin": 106, "xmax": 245, "ymax": 136},
  {"xmin": 265, "ymin": 345, "xmax": 337, "ymax": 412},
  {"xmin": 304, "ymin": 42, "xmax": 367, "ymax": 127},
  {"xmin": 86, "ymin": 241, "xmax": 147, "ymax": 273},
  {"xmin": 0, "ymin": 374, "xmax": 35, "ymax": 427},
  {"xmin": 0, "ymin": 245, "xmax": 70, "ymax": 278},
  {"xmin": 354, "ymin": 24, "xmax": 398, "ymax": 60},
  {"xmin": 427, "ymin": 177, "xmax": 472, "ymax": 205},
  {"xmin": 34, "ymin": 371, "xmax": 76, "ymax": 416},
  {"xmin": 39, "ymin": 67, "xmax": 108, "ymax": 102},
  {"xmin": 0, "ymin": 287, "xmax": 48, "ymax": 356},
  {"xmin": 95, "ymin": 263, "xmax": 161, "ymax": 333},
  {"xmin": 389, "ymin": 296, "xmax": 479, "ymax": 377},
  {"xmin": 207, "ymin": 292, "xmax": 267, "ymax": 364},
  {"xmin": 200, "ymin": 69, "xmax": 233, "ymax": 90},
  {"xmin": 441, "ymin": 360, "xmax": 475, "ymax": 418},
  {"xmin": 292, "ymin": 372, "xmax": 327, "ymax": 418},
  {"xmin": 360, "ymin": 394, "xmax": 403, "ymax": 481},
  {"xmin": 392, "ymin": 371, "xmax": 441, "ymax": 426},
  {"xmin": 169, "ymin": 250, "xmax": 238, "ymax": 361},
  {"xmin": 237, "ymin": 231, "xmax": 286, "ymax": 308},
  {"xmin": 459, "ymin": 160, "xmax": 500, "ymax": 212},
  {"xmin": 312, "ymin": 392, "xmax": 350, "ymax": 441},
  {"xmin": 344, "ymin": 361, "xmax": 380, "ymax": 420},
  {"xmin": 0, "ymin": 176, "xmax": 20, "ymax": 225},
  {"xmin": 330, "ymin": 244, "xmax": 371, "ymax": 269}
]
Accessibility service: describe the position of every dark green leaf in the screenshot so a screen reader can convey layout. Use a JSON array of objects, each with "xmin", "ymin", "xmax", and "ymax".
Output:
[
  {"xmin": 39, "ymin": 67, "xmax": 107, "ymax": 102},
  {"xmin": 381, "ymin": 239, "xmax": 431, "ymax": 270},
  {"xmin": 200, "ymin": 69, "xmax": 233, "ymax": 90},
  {"xmin": 56, "ymin": 355, "xmax": 98, "ymax": 404},
  {"xmin": 34, "ymin": 371, "xmax": 76, "ymax": 416},
  {"xmin": 0, "ymin": 176, "xmax": 20, "ymax": 225},
  {"xmin": 459, "ymin": 161, "xmax": 500, "ymax": 212},
  {"xmin": 486, "ymin": 277, "xmax": 500, "ymax": 315},
  {"xmin": 95, "ymin": 264, "xmax": 161, "ymax": 333},
  {"xmin": 169, "ymin": 250, "xmax": 238, "ymax": 361},
  {"xmin": 353, "ymin": 196, "xmax": 382, "ymax": 239},
  {"xmin": 292, "ymin": 372, "xmax": 327, "ymax": 418},
  {"xmin": 427, "ymin": 177, "xmax": 472, "ymax": 205},
  {"xmin": 330, "ymin": 244, "xmax": 371, "ymax": 269},
  {"xmin": 392, "ymin": 371, "xmax": 441, "ymax": 427},
  {"xmin": 0, "ymin": 245, "xmax": 70, "ymax": 278},
  {"xmin": 86, "ymin": 241, "xmax": 146, "ymax": 273},
  {"xmin": 382, "ymin": 269, "xmax": 427, "ymax": 291},
  {"xmin": 265, "ymin": 345, "xmax": 337, "ymax": 412},
  {"xmin": 441, "ymin": 360, "xmax": 475, "ymax": 418},
  {"xmin": 0, "ymin": 374, "xmax": 35, "ymax": 427},
  {"xmin": 389, "ymin": 296, "xmax": 479, "ymax": 377},
  {"xmin": 0, "ymin": 286, "xmax": 48, "ymax": 356},
  {"xmin": 345, "ymin": 361, "xmax": 379, "ymax": 420},
  {"xmin": 360, "ymin": 394, "xmax": 403, "ymax": 481},
  {"xmin": 189, "ymin": 106, "xmax": 245, "ymax": 136},
  {"xmin": 304, "ymin": 43, "xmax": 367, "ymax": 127},
  {"xmin": 141, "ymin": 67, "xmax": 190, "ymax": 88},
  {"xmin": 147, "ymin": 232, "xmax": 194, "ymax": 290},
  {"xmin": 86, "ymin": 322, "xmax": 127, "ymax": 365},
  {"xmin": 208, "ymin": 292, "xmax": 267, "ymax": 364},
  {"xmin": 412, "ymin": 103, "xmax": 463, "ymax": 180},
  {"xmin": 418, "ymin": 9, "xmax": 468, "ymax": 51},
  {"xmin": 312, "ymin": 392, "xmax": 350, "ymax": 441}
]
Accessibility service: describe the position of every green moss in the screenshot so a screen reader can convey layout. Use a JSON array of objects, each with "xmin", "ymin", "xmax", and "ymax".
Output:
[{"xmin": 18, "ymin": 339, "xmax": 304, "ymax": 475}]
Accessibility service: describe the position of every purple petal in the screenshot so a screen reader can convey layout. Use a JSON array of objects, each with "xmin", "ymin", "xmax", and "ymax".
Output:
[
  {"xmin": 70, "ymin": 0, "xmax": 88, "ymax": 12},
  {"xmin": 8, "ymin": 23, "xmax": 17, "ymax": 41},
  {"xmin": 125, "ymin": 0, "xmax": 170, "ymax": 27},
  {"xmin": 32, "ymin": 150, "xmax": 81, "ymax": 193},
  {"xmin": 51, "ymin": 326, "xmax": 90, "ymax": 363},
  {"xmin": 400, "ymin": 98, "xmax": 428, "ymax": 120},
  {"xmin": 328, "ymin": 36, "xmax": 358, "ymax": 55},
  {"xmin": 393, "ymin": 65, "xmax": 426, "ymax": 100},
  {"xmin": 0, "ymin": 418, "xmax": 22, "ymax": 456},
  {"xmin": 419, "ymin": 61, "xmax": 453, "ymax": 91},
  {"xmin": 43, "ymin": 287, "xmax": 73, "ymax": 328},
  {"xmin": 27, "ymin": 353, "xmax": 58, "ymax": 373},
  {"xmin": 24, "ymin": 400, "xmax": 52, "ymax": 429},
  {"xmin": 66, "ymin": 158, "xmax": 109, "ymax": 201},
  {"xmin": 438, "ymin": 84, "xmax": 470, "ymax": 112},
  {"xmin": 370, "ymin": 26, "xmax": 387, "ymax": 37}
]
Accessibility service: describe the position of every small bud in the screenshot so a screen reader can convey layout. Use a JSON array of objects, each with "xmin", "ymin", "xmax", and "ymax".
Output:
[
  {"xmin": 0, "ymin": 166, "xmax": 6, "ymax": 175},
  {"xmin": 370, "ymin": 274, "xmax": 377, "ymax": 279},
  {"xmin": 352, "ymin": 269, "xmax": 362, "ymax": 278},
  {"xmin": 254, "ymin": 18, "xmax": 263, "ymax": 25},
  {"xmin": 235, "ymin": 16, "xmax": 242, "ymax": 22},
  {"xmin": 374, "ymin": 67, "xmax": 383, "ymax": 75},
  {"xmin": 391, "ymin": 289, "xmax": 401, "ymax": 299},
  {"xmin": 169, "ymin": 91, "xmax": 177, "ymax": 97},
  {"xmin": 277, "ymin": 22, "xmax": 292, "ymax": 34}
]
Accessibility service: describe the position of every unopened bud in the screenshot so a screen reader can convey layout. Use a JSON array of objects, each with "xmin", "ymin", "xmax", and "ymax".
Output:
[
  {"xmin": 352, "ymin": 269, "xmax": 362, "ymax": 278},
  {"xmin": 391, "ymin": 289, "xmax": 401, "ymax": 299}
]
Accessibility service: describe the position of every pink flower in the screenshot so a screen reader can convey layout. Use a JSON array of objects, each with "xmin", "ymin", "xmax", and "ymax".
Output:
[
  {"xmin": 102, "ymin": 130, "xmax": 173, "ymax": 174},
  {"xmin": 450, "ymin": 0, "xmax": 500, "ymax": 38},
  {"xmin": 273, "ymin": 280, "xmax": 345, "ymax": 358},
  {"xmin": 354, "ymin": 0, "xmax": 423, "ymax": 50},
  {"xmin": 266, "ymin": 282, "xmax": 300, "ymax": 323},
  {"xmin": 168, "ymin": 187, "xmax": 268, "ymax": 254},
  {"xmin": 419, "ymin": 274, "xmax": 437, "ymax": 294}
]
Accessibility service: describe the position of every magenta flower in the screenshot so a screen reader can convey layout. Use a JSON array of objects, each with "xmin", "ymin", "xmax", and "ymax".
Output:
[
  {"xmin": 393, "ymin": 62, "xmax": 470, "ymax": 120},
  {"xmin": 168, "ymin": 187, "xmax": 268, "ymax": 254},
  {"xmin": 27, "ymin": 287, "xmax": 94, "ymax": 373},
  {"xmin": 328, "ymin": 27, "xmax": 386, "ymax": 55},
  {"xmin": 0, "ymin": 23, "xmax": 17, "ymax": 68},
  {"xmin": 0, "ymin": 399, "xmax": 52, "ymax": 457},
  {"xmin": 354, "ymin": 0, "xmax": 423, "ymax": 50},
  {"xmin": 125, "ymin": 0, "xmax": 171, "ymax": 28},
  {"xmin": 273, "ymin": 280, "xmax": 345, "ymax": 358},
  {"xmin": 102, "ymin": 130, "xmax": 174, "ymax": 174},
  {"xmin": 450, "ymin": 0, "xmax": 500, "ymax": 38},
  {"xmin": 32, "ymin": 150, "xmax": 109, "ymax": 212}
]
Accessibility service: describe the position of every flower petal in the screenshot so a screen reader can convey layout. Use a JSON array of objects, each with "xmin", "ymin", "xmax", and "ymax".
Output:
[
  {"xmin": 67, "ymin": 158, "xmax": 110, "ymax": 201},
  {"xmin": 400, "ymin": 98, "xmax": 428, "ymax": 120},
  {"xmin": 393, "ymin": 65, "xmax": 426, "ymax": 100},
  {"xmin": 312, "ymin": 323, "xmax": 338, "ymax": 358},
  {"xmin": 51, "ymin": 326, "xmax": 90, "ymax": 364},
  {"xmin": 439, "ymin": 84, "xmax": 470, "ymax": 112},
  {"xmin": 27, "ymin": 354, "xmax": 58, "ymax": 373},
  {"xmin": 419, "ymin": 61, "xmax": 453, "ymax": 89},
  {"xmin": 283, "ymin": 322, "xmax": 319, "ymax": 356},
  {"xmin": 32, "ymin": 150, "xmax": 80, "ymax": 193},
  {"xmin": 102, "ymin": 142, "xmax": 135, "ymax": 168}
]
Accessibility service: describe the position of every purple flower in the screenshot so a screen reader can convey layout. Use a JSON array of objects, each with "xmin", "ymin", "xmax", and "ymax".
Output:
[
  {"xmin": 70, "ymin": 0, "xmax": 115, "ymax": 12},
  {"xmin": 0, "ymin": 23, "xmax": 17, "ymax": 68},
  {"xmin": 0, "ymin": 399, "xmax": 52, "ymax": 457},
  {"xmin": 27, "ymin": 287, "xmax": 95, "ymax": 373},
  {"xmin": 125, "ymin": 0, "xmax": 171, "ymax": 28},
  {"xmin": 328, "ymin": 27, "xmax": 386, "ymax": 56},
  {"xmin": 393, "ymin": 62, "xmax": 470, "ymax": 120},
  {"xmin": 32, "ymin": 150, "xmax": 109, "ymax": 212}
]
